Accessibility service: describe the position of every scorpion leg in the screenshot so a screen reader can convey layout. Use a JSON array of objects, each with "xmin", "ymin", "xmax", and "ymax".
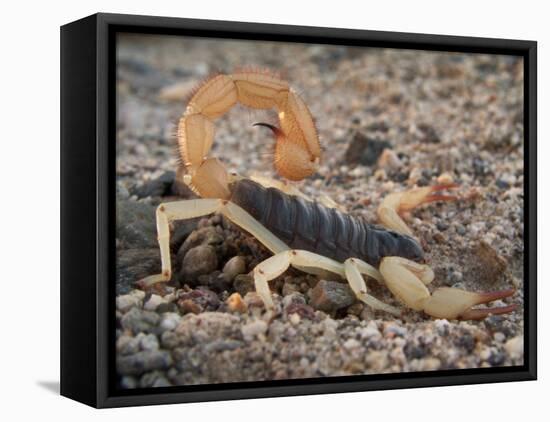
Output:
[
  {"xmin": 379, "ymin": 257, "xmax": 517, "ymax": 320},
  {"xmin": 136, "ymin": 199, "xmax": 289, "ymax": 288},
  {"xmin": 344, "ymin": 258, "xmax": 401, "ymax": 316},
  {"xmin": 377, "ymin": 184, "xmax": 458, "ymax": 236},
  {"xmin": 252, "ymin": 250, "xmax": 398, "ymax": 314},
  {"xmin": 136, "ymin": 199, "xmax": 223, "ymax": 288}
]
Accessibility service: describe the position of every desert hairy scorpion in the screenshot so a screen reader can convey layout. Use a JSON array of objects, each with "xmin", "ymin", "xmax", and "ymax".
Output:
[{"xmin": 137, "ymin": 69, "xmax": 517, "ymax": 320}]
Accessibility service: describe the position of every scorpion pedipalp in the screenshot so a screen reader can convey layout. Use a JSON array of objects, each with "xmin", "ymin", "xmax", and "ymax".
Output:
[{"xmin": 380, "ymin": 257, "xmax": 517, "ymax": 319}]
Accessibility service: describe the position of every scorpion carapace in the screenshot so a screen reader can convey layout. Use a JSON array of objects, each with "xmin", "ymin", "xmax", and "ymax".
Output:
[
  {"xmin": 136, "ymin": 68, "xmax": 518, "ymax": 321},
  {"xmin": 229, "ymin": 178, "xmax": 424, "ymax": 265}
]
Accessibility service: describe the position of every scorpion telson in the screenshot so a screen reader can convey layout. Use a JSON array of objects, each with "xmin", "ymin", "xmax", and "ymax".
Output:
[{"xmin": 137, "ymin": 69, "xmax": 517, "ymax": 321}]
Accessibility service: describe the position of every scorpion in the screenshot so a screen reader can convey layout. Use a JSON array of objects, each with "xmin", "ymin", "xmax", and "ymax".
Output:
[{"xmin": 137, "ymin": 69, "xmax": 517, "ymax": 320}]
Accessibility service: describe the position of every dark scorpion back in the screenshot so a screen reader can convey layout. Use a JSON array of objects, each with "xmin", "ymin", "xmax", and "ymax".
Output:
[{"xmin": 229, "ymin": 179, "xmax": 424, "ymax": 266}]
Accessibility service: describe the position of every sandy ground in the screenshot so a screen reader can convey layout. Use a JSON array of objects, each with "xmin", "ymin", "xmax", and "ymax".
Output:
[{"xmin": 115, "ymin": 33, "xmax": 524, "ymax": 389}]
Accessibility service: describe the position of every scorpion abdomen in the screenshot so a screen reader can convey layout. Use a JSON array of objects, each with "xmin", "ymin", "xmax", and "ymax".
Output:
[{"xmin": 229, "ymin": 179, "xmax": 424, "ymax": 265}]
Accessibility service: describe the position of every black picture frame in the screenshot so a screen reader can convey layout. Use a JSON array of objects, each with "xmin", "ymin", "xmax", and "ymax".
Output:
[{"xmin": 60, "ymin": 12, "xmax": 537, "ymax": 408}]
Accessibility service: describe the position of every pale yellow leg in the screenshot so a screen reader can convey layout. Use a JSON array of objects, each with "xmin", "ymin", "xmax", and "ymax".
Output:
[
  {"xmin": 252, "ymin": 250, "xmax": 396, "ymax": 314},
  {"xmin": 137, "ymin": 198, "xmax": 290, "ymax": 288},
  {"xmin": 344, "ymin": 258, "xmax": 401, "ymax": 316},
  {"xmin": 136, "ymin": 199, "xmax": 223, "ymax": 287}
]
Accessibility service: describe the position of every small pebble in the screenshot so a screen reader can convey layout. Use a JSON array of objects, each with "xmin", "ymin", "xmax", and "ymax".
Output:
[
  {"xmin": 241, "ymin": 320, "xmax": 268, "ymax": 339},
  {"xmin": 504, "ymin": 336, "xmax": 523, "ymax": 359},
  {"xmin": 159, "ymin": 312, "xmax": 181, "ymax": 332},
  {"xmin": 343, "ymin": 338, "xmax": 361, "ymax": 350},
  {"xmin": 143, "ymin": 294, "xmax": 163, "ymax": 311},
  {"xmin": 308, "ymin": 280, "xmax": 355, "ymax": 312},
  {"xmin": 289, "ymin": 313, "xmax": 301, "ymax": 325},
  {"xmin": 139, "ymin": 334, "xmax": 159, "ymax": 351},
  {"xmin": 493, "ymin": 332, "xmax": 506, "ymax": 343},
  {"xmin": 234, "ymin": 274, "xmax": 255, "ymax": 296},
  {"xmin": 180, "ymin": 245, "xmax": 218, "ymax": 282},
  {"xmin": 222, "ymin": 256, "xmax": 246, "ymax": 280},
  {"xmin": 116, "ymin": 294, "xmax": 142, "ymax": 313},
  {"xmin": 226, "ymin": 292, "xmax": 248, "ymax": 313},
  {"xmin": 437, "ymin": 172, "xmax": 454, "ymax": 185}
]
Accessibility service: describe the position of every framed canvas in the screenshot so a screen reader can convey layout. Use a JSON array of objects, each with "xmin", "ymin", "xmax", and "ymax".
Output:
[{"xmin": 60, "ymin": 12, "xmax": 537, "ymax": 408}]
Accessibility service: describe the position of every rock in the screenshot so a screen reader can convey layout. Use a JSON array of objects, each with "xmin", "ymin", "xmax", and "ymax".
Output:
[
  {"xmin": 496, "ymin": 179, "xmax": 511, "ymax": 190},
  {"xmin": 140, "ymin": 371, "xmax": 172, "ymax": 388},
  {"xmin": 117, "ymin": 182, "xmax": 130, "ymax": 200},
  {"xmin": 116, "ymin": 200, "xmax": 157, "ymax": 249},
  {"xmin": 134, "ymin": 171, "xmax": 175, "ymax": 198},
  {"xmin": 343, "ymin": 338, "xmax": 361, "ymax": 350},
  {"xmin": 308, "ymin": 280, "xmax": 356, "ymax": 313},
  {"xmin": 177, "ymin": 227, "xmax": 224, "ymax": 260},
  {"xmin": 365, "ymin": 350, "xmax": 389, "ymax": 372},
  {"xmin": 437, "ymin": 172, "xmax": 454, "ymax": 185},
  {"xmin": 493, "ymin": 332, "xmax": 506, "ymax": 343},
  {"xmin": 285, "ymin": 302, "xmax": 316, "ymax": 320},
  {"xmin": 436, "ymin": 221, "xmax": 449, "ymax": 231},
  {"xmin": 383, "ymin": 323, "xmax": 407, "ymax": 338},
  {"xmin": 472, "ymin": 157, "xmax": 491, "ymax": 178},
  {"xmin": 455, "ymin": 224, "xmax": 466, "ymax": 236},
  {"xmin": 143, "ymin": 294, "xmax": 164, "ymax": 311},
  {"xmin": 116, "ymin": 293, "xmax": 142, "ymax": 313},
  {"xmin": 222, "ymin": 256, "xmax": 247, "ymax": 280},
  {"xmin": 234, "ymin": 274, "xmax": 255, "ymax": 296},
  {"xmin": 226, "ymin": 292, "xmax": 248, "ymax": 313},
  {"xmin": 347, "ymin": 302, "xmax": 365, "ymax": 317},
  {"xmin": 119, "ymin": 376, "xmax": 137, "ymax": 389},
  {"xmin": 170, "ymin": 219, "xmax": 199, "ymax": 250},
  {"xmin": 116, "ymin": 334, "xmax": 141, "ymax": 355},
  {"xmin": 139, "ymin": 334, "xmax": 159, "ymax": 351},
  {"xmin": 289, "ymin": 313, "xmax": 301, "ymax": 325},
  {"xmin": 116, "ymin": 249, "xmax": 161, "ymax": 295},
  {"xmin": 377, "ymin": 148, "xmax": 402, "ymax": 170},
  {"xmin": 241, "ymin": 320, "xmax": 268, "ymax": 340},
  {"xmin": 417, "ymin": 123, "xmax": 440, "ymax": 143},
  {"xmin": 475, "ymin": 240, "xmax": 508, "ymax": 283},
  {"xmin": 504, "ymin": 335, "xmax": 523, "ymax": 360},
  {"xmin": 197, "ymin": 271, "xmax": 232, "ymax": 293},
  {"xmin": 344, "ymin": 131, "xmax": 392, "ymax": 167},
  {"xmin": 203, "ymin": 339, "xmax": 244, "ymax": 353},
  {"xmin": 159, "ymin": 312, "xmax": 181, "ymax": 332},
  {"xmin": 282, "ymin": 279, "xmax": 300, "ymax": 296},
  {"xmin": 120, "ymin": 308, "xmax": 160, "ymax": 335},
  {"xmin": 117, "ymin": 350, "xmax": 173, "ymax": 376},
  {"xmin": 435, "ymin": 319, "xmax": 450, "ymax": 336},
  {"xmin": 156, "ymin": 302, "xmax": 178, "ymax": 313},
  {"xmin": 180, "ymin": 245, "xmax": 218, "ymax": 283},
  {"xmin": 360, "ymin": 322, "xmax": 382, "ymax": 340},
  {"xmin": 176, "ymin": 288, "xmax": 220, "ymax": 314},
  {"xmin": 178, "ymin": 299, "xmax": 201, "ymax": 314},
  {"xmin": 488, "ymin": 351, "xmax": 506, "ymax": 366},
  {"xmin": 282, "ymin": 292, "xmax": 315, "ymax": 319}
]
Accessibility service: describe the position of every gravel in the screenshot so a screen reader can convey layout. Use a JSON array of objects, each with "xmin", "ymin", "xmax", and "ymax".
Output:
[{"xmin": 115, "ymin": 34, "xmax": 524, "ymax": 387}]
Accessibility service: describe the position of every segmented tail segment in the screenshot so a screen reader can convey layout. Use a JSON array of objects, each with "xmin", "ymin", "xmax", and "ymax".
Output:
[{"xmin": 177, "ymin": 69, "xmax": 321, "ymax": 198}]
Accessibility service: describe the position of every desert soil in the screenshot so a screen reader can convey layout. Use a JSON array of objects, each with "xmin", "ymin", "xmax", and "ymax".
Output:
[{"xmin": 115, "ymin": 33, "xmax": 524, "ymax": 389}]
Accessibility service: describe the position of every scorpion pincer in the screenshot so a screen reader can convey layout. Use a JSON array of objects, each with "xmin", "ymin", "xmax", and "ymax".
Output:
[{"xmin": 137, "ymin": 68, "xmax": 517, "ymax": 321}]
